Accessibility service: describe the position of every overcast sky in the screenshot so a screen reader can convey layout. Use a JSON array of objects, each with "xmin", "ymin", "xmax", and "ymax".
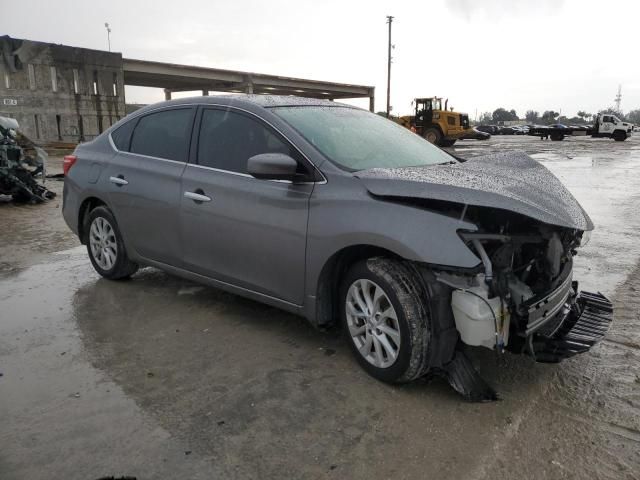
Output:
[{"xmin": 2, "ymin": 0, "xmax": 639, "ymax": 118}]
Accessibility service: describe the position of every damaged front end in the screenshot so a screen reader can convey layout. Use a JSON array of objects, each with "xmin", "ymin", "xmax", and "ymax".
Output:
[
  {"xmin": 356, "ymin": 151, "xmax": 613, "ymax": 401},
  {"xmin": 435, "ymin": 207, "xmax": 613, "ymax": 400}
]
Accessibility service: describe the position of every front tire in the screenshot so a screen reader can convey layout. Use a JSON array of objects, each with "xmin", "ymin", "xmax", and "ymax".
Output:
[
  {"xmin": 85, "ymin": 206, "xmax": 138, "ymax": 280},
  {"xmin": 423, "ymin": 127, "xmax": 442, "ymax": 145},
  {"xmin": 340, "ymin": 258, "xmax": 432, "ymax": 383}
]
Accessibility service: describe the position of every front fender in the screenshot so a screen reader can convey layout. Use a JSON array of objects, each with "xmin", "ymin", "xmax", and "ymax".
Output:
[{"xmin": 303, "ymin": 176, "xmax": 481, "ymax": 322}]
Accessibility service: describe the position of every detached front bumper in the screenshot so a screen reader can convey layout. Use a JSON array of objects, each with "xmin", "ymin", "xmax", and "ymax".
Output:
[{"xmin": 528, "ymin": 286, "xmax": 613, "ymax": 363}]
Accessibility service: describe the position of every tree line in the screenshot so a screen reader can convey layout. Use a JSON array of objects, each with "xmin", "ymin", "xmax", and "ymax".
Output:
[{"xmin": 477, "ymin": 107, "xmax": 640, "ymax": 125}]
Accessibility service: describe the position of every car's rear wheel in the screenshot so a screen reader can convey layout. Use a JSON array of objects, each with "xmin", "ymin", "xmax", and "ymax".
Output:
[
  {"xmin": 340, "ymin": 257, "xmax": 432, "ymax": 383},
  {"xmin": 85, "ymin": 205, "xmax": 138, "ymax": 280}
]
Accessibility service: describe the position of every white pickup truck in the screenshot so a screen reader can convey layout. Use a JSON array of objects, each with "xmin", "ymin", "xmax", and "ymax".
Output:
[{"xmin": 529, "ymin": 113, "xmax": 633, "ymax": 141}]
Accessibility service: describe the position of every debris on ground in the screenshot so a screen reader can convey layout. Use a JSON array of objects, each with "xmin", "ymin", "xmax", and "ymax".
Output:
[{"xmin": 0, "ymin": 116, "xmax": 56, "ymax": 204}]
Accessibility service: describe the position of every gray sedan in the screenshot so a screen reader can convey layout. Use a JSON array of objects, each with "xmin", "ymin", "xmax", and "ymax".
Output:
[{"xmin": 62, "ymin": 95, "xmax": 612, "ymax": 401}]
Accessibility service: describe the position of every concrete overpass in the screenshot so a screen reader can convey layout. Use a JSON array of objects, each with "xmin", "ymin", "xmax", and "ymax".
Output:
[{"xmin": 122, "ymin": 58, "xmax": 375, "ymax": 111}]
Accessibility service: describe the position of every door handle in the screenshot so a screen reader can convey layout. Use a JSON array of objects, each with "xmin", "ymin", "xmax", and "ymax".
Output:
[
  {"xmin": 109, "ymin": 175, "xmax": 128, "ymax": 186},
  {"xmin": 184, "ymin": 190, "xmax": 211, "ymax": 203}
]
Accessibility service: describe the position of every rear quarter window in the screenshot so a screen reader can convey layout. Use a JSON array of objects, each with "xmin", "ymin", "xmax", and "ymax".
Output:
[{"xmin": 111, "ymin": 118, "xmax": 137, "ymax": 151}]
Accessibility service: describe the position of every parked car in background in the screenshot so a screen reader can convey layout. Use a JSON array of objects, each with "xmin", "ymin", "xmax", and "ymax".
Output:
[
  {"xmin": 511, "ymin": 126, "xmax": 529, "ymax": 135},
  {"xmin": 457, "ymin": 128, "xmax": 491, "ymax": 141},
  {"xmin": 476, "ymin": 125, "xmax": 500, "ymax": 135},
  {"xmin": 62, "ymin": 95, "xmax": 612, "ymax": 401}
]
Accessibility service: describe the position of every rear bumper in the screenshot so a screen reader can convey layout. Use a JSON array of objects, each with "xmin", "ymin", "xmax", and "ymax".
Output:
[{"xmin": 61, "ymin": 178, "xmax": 80, "ymax": 236}]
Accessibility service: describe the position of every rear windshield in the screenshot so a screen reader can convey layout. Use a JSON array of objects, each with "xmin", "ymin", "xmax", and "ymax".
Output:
[{"xmin": 271, "ymin": 106, "xmax": 455, "ymax": 171}]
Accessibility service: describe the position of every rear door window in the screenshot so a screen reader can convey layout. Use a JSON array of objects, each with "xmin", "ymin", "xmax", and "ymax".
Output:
[{"xmin": 130, "ymin": 108, "xmax": 194, "ymax": 162}]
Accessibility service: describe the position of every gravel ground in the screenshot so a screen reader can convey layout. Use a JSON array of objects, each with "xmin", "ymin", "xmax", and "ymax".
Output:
[{"xmin": 0, "ymin": 136, "xmax": 638, "ymax": 479}]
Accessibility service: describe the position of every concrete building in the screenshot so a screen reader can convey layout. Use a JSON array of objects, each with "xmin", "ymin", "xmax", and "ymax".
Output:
[
  {"xmin": 0, "ymin": 36, "xmax": 125, "ymax": 143},
  {"xmin": 0, "ymin": 36, "xmax": 375, "ymax": 145}
]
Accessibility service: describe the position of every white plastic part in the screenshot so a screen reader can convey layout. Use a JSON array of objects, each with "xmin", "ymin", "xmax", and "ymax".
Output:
[
  {"xmin": 451, "ymin": 278, "xmax": 509, "ymax": 349},
  {"xmin": 0, "ymin": 116, "xmax": 19, "ymax": 131}
]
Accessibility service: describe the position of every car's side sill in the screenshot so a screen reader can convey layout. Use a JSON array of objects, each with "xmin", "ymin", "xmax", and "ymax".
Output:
[{"xmin": 141, "ymin": 258, "xmax": 306, "ymax": 317}]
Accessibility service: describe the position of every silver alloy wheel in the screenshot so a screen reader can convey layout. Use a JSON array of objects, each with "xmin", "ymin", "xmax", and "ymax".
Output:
[
  {"xmin": 345, "ymin": 279, "xmax": 401, "ymax": 368},
  {"xmin": 89, "ymin": 216, "xmax": 118, "ymax": 271}
]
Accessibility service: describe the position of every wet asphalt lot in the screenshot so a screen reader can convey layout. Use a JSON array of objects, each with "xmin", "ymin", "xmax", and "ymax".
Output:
[{"xmin": 1, "ymin": 135, "xmax": 639, "ymax": 479}]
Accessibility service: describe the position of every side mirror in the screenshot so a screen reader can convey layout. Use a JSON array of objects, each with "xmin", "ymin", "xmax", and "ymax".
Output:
[{"xmin": 247, "ymin": 153, "xmax": 299, "ymax": 181}]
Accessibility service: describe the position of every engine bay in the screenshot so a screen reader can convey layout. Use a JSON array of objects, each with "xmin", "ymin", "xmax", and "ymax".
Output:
[{"xmin": 439, "ymin": 206, "xmax": 596, "ymax": 356}]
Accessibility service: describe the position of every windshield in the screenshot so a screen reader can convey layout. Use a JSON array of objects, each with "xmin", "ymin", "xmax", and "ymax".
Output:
[{"xmin": 271, "ymin": 106, "xmax": 455, "ymax": 171}]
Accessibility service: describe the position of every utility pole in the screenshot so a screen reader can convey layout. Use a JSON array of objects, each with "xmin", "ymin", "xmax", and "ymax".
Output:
[
  {"xmin": 104, "ymin": 22, "xmax": 112, "ymax": 52},
  {"xmin": 386, "ymin": 15, "xmax": 394, "ymax": 118}
]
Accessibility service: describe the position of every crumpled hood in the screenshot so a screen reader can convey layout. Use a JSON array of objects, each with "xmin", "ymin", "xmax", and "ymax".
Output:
[{"xmin": 355, "ymin": 151, "xmax": 593, "ymax": 231}]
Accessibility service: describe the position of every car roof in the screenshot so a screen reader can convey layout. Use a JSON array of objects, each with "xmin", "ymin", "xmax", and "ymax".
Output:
[{"xmin": 132, "ymin": 94, "xmax": 356, "ymax": 116}]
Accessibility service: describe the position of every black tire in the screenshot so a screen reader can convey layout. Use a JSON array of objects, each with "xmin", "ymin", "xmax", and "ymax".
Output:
[
  {"xmin": 440, "ymin": 139, "xmax": 457, "ymax": 147},
  {"xmin": 340, "ymin": 257, "xmax": 432, "ymax": 383},
  {"xmin": 84, "ymin": 205, "xmax": 138, "ymax": 280},
  {"xmin": 11, "ymin": 189, "xmax": 36, "ymax": 203},
  {"xmin": 613, "ymin": 130, "xmax": 627, "ymax": 141},
  {"xmin": 423, "ymin": 127, "xmax": 442, "ymax": 145},
  {"xmin": 550, "ymin": 133, "xmax": 564, "ymax": 141}
]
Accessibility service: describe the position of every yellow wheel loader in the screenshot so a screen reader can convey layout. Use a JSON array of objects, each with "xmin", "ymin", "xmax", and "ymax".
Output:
[{"xmin": 397, "ymin": 97, "xmax": 489, "ymax": 147}]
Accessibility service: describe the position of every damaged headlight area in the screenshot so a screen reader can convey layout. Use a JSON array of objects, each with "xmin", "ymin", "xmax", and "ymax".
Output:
[{"xmin": 437, "ymin": 207, "xmax": 612, "ymax": 363}]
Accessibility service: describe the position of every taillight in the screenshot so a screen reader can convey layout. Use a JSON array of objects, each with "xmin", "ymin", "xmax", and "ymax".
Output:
[{"xmin": 63, "ymin": 155, "xmax": 77, "ymax": 176}]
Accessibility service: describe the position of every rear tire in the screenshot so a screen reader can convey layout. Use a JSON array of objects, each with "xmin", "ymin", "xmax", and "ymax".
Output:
[
  {"xmin": 11, "ymin": 189, "xmax": 36, "ymax": 203},
  {"xmin": 340, "ymin": 257, "xmax": 432, "ymax": 383},
  {"xmin": 423, "ymin": 127, "xmax": 442, "ymax": 145},
  {"xmin": 550, "ymin": 133, "xmax": 564, "ymax": 141},
  {"xmin": 613, "ymin": 130, "xmax": 627, "ymax": 141},
  {"xmin": 84, "ymin": 205, "xmax": 138, "ymax": 280}
]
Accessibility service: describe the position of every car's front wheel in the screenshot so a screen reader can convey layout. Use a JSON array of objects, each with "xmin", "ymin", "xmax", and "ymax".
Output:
[
  {"xmin": 340, "ymin": 257, "xmax": 432, "ymax": 383},
  {"xmin": 85, "ymin": 205, "xmax": 138, "ymax": 280}
]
